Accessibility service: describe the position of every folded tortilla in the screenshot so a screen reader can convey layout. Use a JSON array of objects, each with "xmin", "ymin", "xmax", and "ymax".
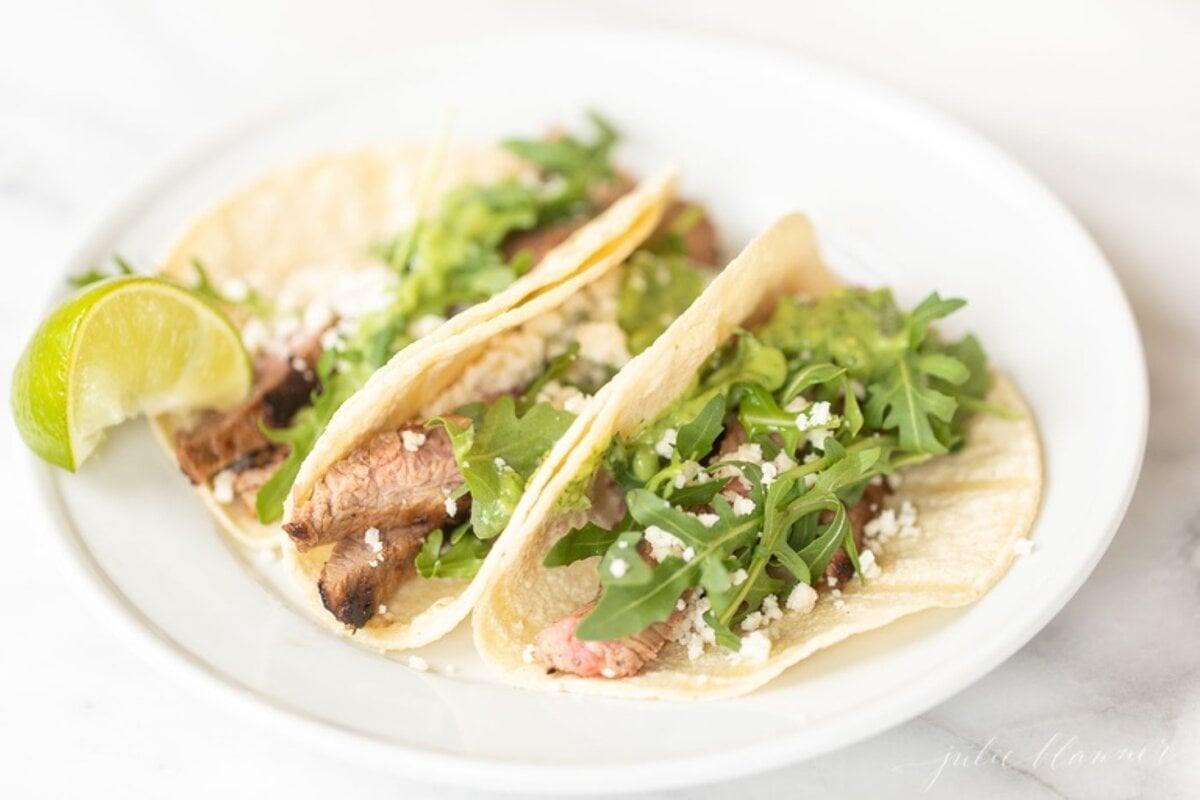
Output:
[
  {"xmin": 276, "ymin": 166, "xmax": 680, "ymax": 650},
  {"xmin": 149, "ymin": 142, "xmax": 675, "ymax": 552},
  {"xmin": 472, "ymin": 213, "xmax": 1043, "ymax": 699}
]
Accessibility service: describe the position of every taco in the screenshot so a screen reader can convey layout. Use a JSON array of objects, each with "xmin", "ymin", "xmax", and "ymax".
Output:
[
  {"xmin": 152, "ymin": 117, "xmax": 715, "ymax": 549},
  {"xmin": 472, "ymin": 213, "xmax": 1043, "ymax": 699},
  {"xmin": 273, "ymin": 164, "xmax": 729, "ymax": 650}
]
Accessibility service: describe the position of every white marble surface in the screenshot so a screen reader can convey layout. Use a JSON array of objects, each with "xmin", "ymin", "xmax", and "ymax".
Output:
[{"xmin": 2, "ymin": 2, "xmax": 1197, "ymax": 797}]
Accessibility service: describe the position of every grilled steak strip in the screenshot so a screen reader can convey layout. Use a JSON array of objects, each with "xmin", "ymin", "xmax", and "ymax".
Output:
[
  {"xmin": 535, "ymin": 600, "xmax": 683, "ymax": 679},
  {"xmin": 176, "ymin": 337, "xmax": 321, "ymax": 484},
  {"xmin": 318, "ymin": 525, "xmax": 428, "ymax": 629},
  {"xmin": 283, "ymin": 418, "xmax": 467, "ymax": 551}
]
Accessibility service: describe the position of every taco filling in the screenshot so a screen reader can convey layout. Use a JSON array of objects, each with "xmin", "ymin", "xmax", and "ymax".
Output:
[
  {"xmin": 282, "ymin": 194, "xmax": 720, "ymax": 630},
  {"xmin": 532, "ymin": 287, "xmax": 993, "ymax": 678},
  {"xmin": 171, "ymin": 115, "xmax": 675, "ymax": 529}
]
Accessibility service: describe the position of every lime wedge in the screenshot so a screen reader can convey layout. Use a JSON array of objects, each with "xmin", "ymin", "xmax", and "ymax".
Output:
[{"xmin": 12, "ymin": 276, "xmax": 252, "ymax": 470}]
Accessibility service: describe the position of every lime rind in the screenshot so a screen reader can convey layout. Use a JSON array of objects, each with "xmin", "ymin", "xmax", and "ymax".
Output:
[{"xmin": 11, "ymin": 276, "xmax": 252, "ymax": 470}]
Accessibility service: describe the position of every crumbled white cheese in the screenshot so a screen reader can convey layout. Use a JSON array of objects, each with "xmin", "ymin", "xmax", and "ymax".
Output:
[
  {"xmin": 886, "ymin": 471, "xmax": 904, "ymax": 490},
  {"xmin": 494, "ymin": 457, "xmax": 509, "ymax": 471},
  {"xmin": 521, "ymin": 644, "xmax": 537, "ymax": 665},
  {"xmin": 378, "ymin": 604, "xmax": 388, "ymax": 615},
  {"xmin": 240, "ymin": 318, "xmax": 272, "ymax": 353},
  {"xmin": 211, "ymin": 469, "xmax": 236, "ymax": 505},
  {"xmin": 732, "ymin": 496, "xmax": 757, "ymax": 517},
  {"xmin": 833, "ymin": 599, "xmax": 846, "ymax": 611},
  {"xmin": 536, "ymin": 379, "xmax": 588, "ymax": 413},
  {"xmin": 863, "ymin": 500, "xmax": 921, "ymax": 546},
  {"xmin": 609, "ymin": 558, "xmax": 630, "ymax": 578},
  {"xmin": 406, "ymin": 656, "xmax": 429, "ymax": 672},
  {"xmin": 364, "ymin": 527, "xmax": 383, "ymax": 554},
  {"xmin": 772, "ymin": 450, "xmax": 797, "ymax": 473},
  {"xmin": 808, "ymin": 401, "xmax": 833, "ymax": 426},
  {"xmin": 730, "ymin": 568, "xmax": 748, "ymax": 587},
  {"xmin": 673, "ymin": 595, "xmax": 718, "ymax": 660},
  {"xmin": 721, "ymin": 443, "xmax": 764, "ymax": 466},
  {"xmin": 600, "ymin": 667, "xmax": 618, "ymax": 679},
  {"xmin": 742, "ymin": 596, "xmax": 783, "ymax": 632},
  {"xmin": 795, "ymin": 400, "xmax": 833, "ymax": 432},
  {"xmin": 673, "ymin": 460, "xmax": 710, "ymax": 488},
  {"xmin": 1013, "ymin": 538, "xmax": 1035, "ymax": 557},
  {"xmin": 655, "ymin": 428, "xmax": 678, "ymax": 459},
  {"xmin": 786, "ymin": 583, "xmax": 818, "ymax": 613},
  {"xmin": 644, "ymin": 525, "xmax": 688, "ymax": 562},
  {"xmin": 409, "ymin": 314, "xmax": 446, "ymax": 339},
  {"xmin": 290, "ymin": 355, "xmax": 308, "ymax": 373},
  {"xmin": 858, "ymin": 548, "xmax": 882, "ymax": 579},
  {"xmin": 222, "ymin": 279, "xmax": 249, "ymax": 302},
  {"xmin": 400, "ymin": 430, "xmax": 426, "ymax": 452},
  {"xmin": 319, "ymin": 326, "xmax": 343, "ymax": 352},
  {"xmin": 761, "ymin": 593, "xmax": 783, "ymax": 623},
  {"xmin": 576, "ymin": 321, "xmax": 631, "ymax": 370},
  {"xmin": 444, "ymin": 496, "xmax": 458, "ymax": 518},
  {"xmin": 692, "ymin": 512, "xmax": 720, "ymax": 529},
  {"xmin": 760, "ymin": 461, "xmax": 778, "ymax": 487},
  {"xmin": 302, "ymin": 300, "xmax": 334, "ymax": 335},
  {"xmin": 734, "ymin": 631, "xmax": 772, "ymax": 664}
]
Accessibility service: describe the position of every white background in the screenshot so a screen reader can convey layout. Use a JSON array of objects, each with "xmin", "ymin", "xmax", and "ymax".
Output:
[{"xmin": 2, "ymin": 2, "xmax": 1198, "ymax": 797}]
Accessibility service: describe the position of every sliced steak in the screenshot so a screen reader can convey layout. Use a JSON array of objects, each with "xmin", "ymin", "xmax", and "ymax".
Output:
[
  {"xmin": 823, "ymin": 480, "xmax": 891, "ymax": 586},
  {"xmin": 318, "ymin": 525, "xmax": 427, "ymax": 629},
  {"xmin": 176, "ymin": 338, "xmax": 321, "ymax": 484},
  {"xmin": 283, "ymin": 419, "xmax": 467, "ymax": 550},
  {"xmin": 534, "ymin": 600, "xmax": 682, "ymax": 679},
  {"xmin": 502, "ymin": 217, "xmax": 590, "ymax": 267}
]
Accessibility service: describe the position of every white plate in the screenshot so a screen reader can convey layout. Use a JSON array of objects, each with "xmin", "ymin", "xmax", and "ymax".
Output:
[{"xmin": 39, "ymin": 31, "xmax": 1146, "ymax": 794}]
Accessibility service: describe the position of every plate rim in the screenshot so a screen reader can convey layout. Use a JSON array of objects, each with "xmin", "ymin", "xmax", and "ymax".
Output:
[{"xmin": 33, "ymin": 27, "xmax": 1148, "ymax": 794}]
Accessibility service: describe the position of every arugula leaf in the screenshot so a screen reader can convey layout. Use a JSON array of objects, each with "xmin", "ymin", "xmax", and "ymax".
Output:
[
  {"xmin": 575, "ymin": 555, "xmax": 695, "ymax": 641},
  {"xmin": 796, "ymin": 501, "xmax": 849, "ymax": 576},
  {"xmin": 598, "ymin": 532, "xmax": 654, "ymax": 587},
  {"xmin": 907, "ymin": 292, "xmax": 967, "ymax": 348},
  {"xmin": 675, "ymin": 395, "xmax": 726, "ymax": 462},
  {"xmin": 502, "ymin": 111, "xmax": 620, "ymax": 224},
  {"xmin": 780, "ymin": 362, "xmax": 845, "ymax": 404},
  {"xmin": 864, "ymin": 353, "xmax": 957, "ymax": 454},
  {"xmin": 415, "ymin": 524, "xmax": 491, "ymax": 579},
  {"xmin": 666, "ymin": 478, "xmax": 729, "ymax": 508},
  {"xmin": 68, "ymin": 255, "xmax": 134, "ymax": 288},
  {"xmin": 701, "ymin": 333, "xmax": 788, "ymax": 395},
  {"xmin": 437, "ymin": 396, "xmax": 574, "ymax": 539},
  {"xmin": 737, "ymin": 384, "xmax": 802, "ymax": 454},
  {"xmin": 543, "ymin": 520, "xmax": 624, "ymax": 567}
]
